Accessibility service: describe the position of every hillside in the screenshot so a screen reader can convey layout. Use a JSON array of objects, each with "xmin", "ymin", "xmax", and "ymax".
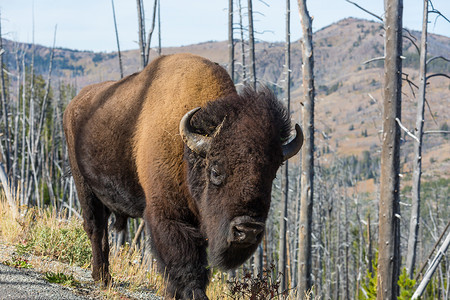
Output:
[{"xmin": 2, "ymin": 17, "xmax": 449, "ymax": 183}]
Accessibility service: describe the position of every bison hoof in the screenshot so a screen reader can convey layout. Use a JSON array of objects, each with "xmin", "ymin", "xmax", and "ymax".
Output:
[
  {"xmin": 181, "ymin": 288, "xmax": 208, "ymax": 300},
  {"xmin": 92, "ymin": 269, "xmax": 112, "ymax": 287}
]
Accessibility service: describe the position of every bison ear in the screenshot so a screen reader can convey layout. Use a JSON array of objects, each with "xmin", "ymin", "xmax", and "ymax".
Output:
[
  {"xmin": 179, "ymin": 107, "xmax": 212, "ymax": 157},
  {"xmin": 282, "ymin": 124, "xmax": 304, "ymax": 161}
]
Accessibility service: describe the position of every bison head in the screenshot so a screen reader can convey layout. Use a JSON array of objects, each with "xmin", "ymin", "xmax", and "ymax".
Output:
[{"xmin": 180, "ymin": 87, "xmax": 303, "ymax": 270}]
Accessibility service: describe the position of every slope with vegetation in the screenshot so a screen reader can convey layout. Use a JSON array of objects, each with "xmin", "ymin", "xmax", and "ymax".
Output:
[{"xmin": 3, "ymin": 19, "xmax": 448, "ymax": 183}]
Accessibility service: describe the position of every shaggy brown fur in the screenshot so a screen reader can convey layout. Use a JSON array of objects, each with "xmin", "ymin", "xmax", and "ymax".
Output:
[{"xmin": 63, "ymin": 53, "xmax": 299, "ymax": 300}]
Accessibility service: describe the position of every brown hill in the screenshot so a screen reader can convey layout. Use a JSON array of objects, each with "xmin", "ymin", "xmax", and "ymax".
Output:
[{"xmin": 2, "ymin": 18, "xmax": 449, "ymax": 181}]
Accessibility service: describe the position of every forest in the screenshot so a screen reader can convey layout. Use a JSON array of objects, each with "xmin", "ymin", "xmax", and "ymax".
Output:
[{"xmin": 0, "ymin": 0, "xmax": 449, "ymax": 299}]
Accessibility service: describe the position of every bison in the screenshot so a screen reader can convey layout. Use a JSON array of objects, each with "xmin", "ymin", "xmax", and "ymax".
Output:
[{"xmin": 63, "ymin": 53, "xmax": 303, "ymax": 299}]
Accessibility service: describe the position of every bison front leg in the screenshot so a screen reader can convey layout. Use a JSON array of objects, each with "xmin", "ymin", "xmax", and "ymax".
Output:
[{"xmin": 146, "ymin": 210, "xmax": 209, "ymax": 300}]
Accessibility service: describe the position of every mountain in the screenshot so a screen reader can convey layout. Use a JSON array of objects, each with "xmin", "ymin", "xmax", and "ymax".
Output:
[{"xmin": 2, "ymin": 18, "xmax": 449, "ymax": 185}]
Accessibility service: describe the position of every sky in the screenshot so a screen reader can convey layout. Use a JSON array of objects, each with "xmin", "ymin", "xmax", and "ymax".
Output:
[{"xmin": 1, "ymin": 0, "xmax": 449, "ymax": 53}]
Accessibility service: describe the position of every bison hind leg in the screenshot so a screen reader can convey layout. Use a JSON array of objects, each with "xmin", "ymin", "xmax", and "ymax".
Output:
[
  {"xmin": 76, "ymin": 185, "xmax": 112, "ymax": 285},
  {"xmin": 87, "ymin": 204, "xmax": 112, "ymax": 286}
]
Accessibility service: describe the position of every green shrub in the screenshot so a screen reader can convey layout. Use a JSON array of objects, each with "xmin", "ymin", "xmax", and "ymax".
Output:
[
  {"xmin": 3, "ymin": 256, "xmax": 33, "ymax": 269},
  {"xmin": 398, "ymin": 268, "xmax": 416, "ymax": 300},
  {"xmin": 45, "ymin": 272, "xmax": 79, "ymax": 287},
  {"xmin": 28, "ymin": 209, "xmax": 92, "ymax": 267},
  {"xmin": 358, "ymin": 253, "xmax": 377, "ymax": 299}
]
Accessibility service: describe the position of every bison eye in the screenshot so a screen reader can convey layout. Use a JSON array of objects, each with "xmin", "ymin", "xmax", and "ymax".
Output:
[{"xmin": 210, "ymin": 165, "xmax": 226, "ymax": 186}]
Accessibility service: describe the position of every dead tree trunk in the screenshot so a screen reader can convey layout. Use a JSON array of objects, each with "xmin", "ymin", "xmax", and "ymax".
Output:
[
  {"xmin": 377, "ymin": 0, "xmax": 403, "ymax": 299},
  {"xmin": 228, "ymin": 0, "xmax": 235, "ymax": 82},
  {"xmin": 157, "ymin": 0, "xmax": 161, "ymax": 55},
  {"xmin": 412, "ymin": 230, "xmax": 450, "ymax": 299},
  {"xmin": 334, "ymin": 192, "xmax": 341, "ymax": 300},
  {"xmin": 343, "ymin": 194, "xmax": 349, "ymax": 300},
  {"xmin": 0, "ymin": 11, "xmax": 11, "ymax": 173},
  {"xmin": 367, "ymin": 213, "xmax": 373, "ymax": 275},
  {"xmin": 25, "ymin": 21, "xmax": 37, "ymax": 207},
  {"xmin": 246, "ymin": 0, "xmax": 262, "ymax": 277},
  {"xmin": 145, "ymin": 0, "xmax": 158, "ymax": 63},
  {"xmin": 238, "ymin": 0, "xmax": 247, "ymax": 84},
  {"xmin": 247, "ymin": 0, "xmax": 257, "ymax": 90},
  {"xmin": 136, "ymin": 0, "xmax": 146, "ymax": 70},
  {"xmin": 416, "ymin": 220, "xmax": 450, "ymax": 281},
  {"xmin": 20, "ymin": 48, "xmax": 27, "ymax": 206},
  {"xmin": 279, "ymin": 0, "xmax": 291, "ymax": 292},
  {"xmin": 297, "ymin": 0, "xmax": 315, "ymax": 298},
  {"xmin": 406, "ymin": 0, "xmax": 428, "ymax": 278},
  {"xmin": 111, "ymin": 0, "xmax": 124, "ymax": 78}
]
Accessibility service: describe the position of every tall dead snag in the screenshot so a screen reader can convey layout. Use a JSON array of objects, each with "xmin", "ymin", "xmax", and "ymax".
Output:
[
  {"xmin": 406, "ymin": 0, "xmax": 428, "ymax": 279},
  {"xmin": 0, "ymin": 11, "xmax": 11, "ymax": 173},
  {"xmin": 279, "ymin": 0, "xmax": 291, "ymax": 292},
  {"xmin": 228, "ymin": 0, "xmax": 235, "ymax": 82},
  {"xmin": 377, "ymin": 0, "xmax": 403, "ymax": 299},
  {"xmin": 136, "ymin": 0, "xmax": 159, "ymax": 68},
  {"xmin": 111, "ymin": 0, "xmax": 124, "ymax": 78},
  {"xmin": 145, "ymin": 0, "xmax": 158, "ymax": 63},
  {"xmin": 0, "ymin": 11, "xmax": 16, "ymax": 213},
  {"xmin": 157, "ymin": 0, "xmax": 161, "ymax": 55},
  {"xmin": 247, "ymin": 0, "xmax": 257, "ymax": 90},
  {"xmin": 247, "ymin": 0, "xmax": 262, "ymax": 277},
  {"xmin": 238, "ymin": 0, "xmax": 247, "ymax": 84},
  {"xmin": 296, "ymin": 0, "xmax": 315, "ymax": 298},
  {"xmin": 136, "ymin": 0, "xmax": 146, "ymax": 70}
]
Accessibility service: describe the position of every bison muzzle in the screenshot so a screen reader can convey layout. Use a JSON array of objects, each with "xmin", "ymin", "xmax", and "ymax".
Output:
[{"xmin": 63, "ymin": 53, "xmax": 303, "ymax": 299}]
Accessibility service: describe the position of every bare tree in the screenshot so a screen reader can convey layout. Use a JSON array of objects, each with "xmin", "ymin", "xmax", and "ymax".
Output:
[
  {"xmin": 228, "ymin": 0, "xmax": 235, "ymax": 82},
  {"xmin": 136, "ymin": 0, "xmax": 159, "ymax": 67},
  {"xmin": 0, "ymin": 33, "xmax": 15, "ymax": 210},
  {"xmin": 247, "ymin": 0, "xmax": 257, "ymax": 90},
  {"xmin": 238, "ymin": 0, "xmax": 247, "ymax": 84},
  {"xmin": 296, "ymin": 0, "xmax": 315, "ymax": 297},
  {"xmin": 406, "ymin": 0, "xmax": 450, "ymax": 279},
  {"xmin": 0, "ymin": 11, "xmax": 11, "ymax": 173},
  {"xmin": 412, "ymin": 228, "xmax": 450, "ymax": 299},
  {"xmin": 405, "ymin": 0, "xmax": 428, "ymax": 279},
  {"xmin": 246, "ymin": 0, "xmax": 262, "ymax": 277},
  {"xmin": 0, "ymin": 158, "xmax": 15, "ymax": 213},
  {"xmin": 377, "ymin": 0, "xmax": 403, "ymax": 298},
  {"xmin": 278, "ymin": 0, "xmax": 291, "ymax": 292},
  {"xmin": 157, "ymin": 0, "xmax": 161, "ymax": 55},
  {"xmin": 34, "ymin": 25, "xmax": 57, "ymax": 152},
  {"xmin": 145, "ymin": 0, "xmax": 158, "ymax": 63},
  {"xmin": 136, "ymin": 0, "xmax": 146, "ymax": 70},
  {"xmin": 24, "ymin": 8, "xmax": 37, "ymax": 206},
  {"xmin": 111, "ymin": 0, "xmax": 123, "ymax": 78}
]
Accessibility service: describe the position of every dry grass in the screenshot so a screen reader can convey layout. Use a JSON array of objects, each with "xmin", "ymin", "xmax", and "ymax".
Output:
[
  {"xmin": 0, "ymin": 200, "xmax": 24, "ymax": 244},
  {"xmin": 0, "ymin": 196, "xmax": 319, "ymax": 299},
  {"xmin": 0, "ymin": 196, "xmax": 164, "ymax": 298},
  {"xmin": 108, "ymin": 245, "xmax": 166, "ymax": 297}
]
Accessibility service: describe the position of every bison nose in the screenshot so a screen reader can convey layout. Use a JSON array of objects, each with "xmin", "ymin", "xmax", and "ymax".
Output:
[
  {"xmin": 230, "ymin": 221, "xmax": 264, "ymax": 245},
  {"xmin": 232, "ymin": 223, "xmax": 264, "ymax": 244}
]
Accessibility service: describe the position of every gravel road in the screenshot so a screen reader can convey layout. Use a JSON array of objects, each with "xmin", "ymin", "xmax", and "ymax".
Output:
[{"xmin": 0, "ymin": 263, "xmax": 90, "ymax": 299}]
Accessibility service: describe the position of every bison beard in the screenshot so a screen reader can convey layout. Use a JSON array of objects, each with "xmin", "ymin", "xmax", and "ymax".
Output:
[{"xmin": 63, "ymin": 53, "xmax": 302, "ymax": 300}]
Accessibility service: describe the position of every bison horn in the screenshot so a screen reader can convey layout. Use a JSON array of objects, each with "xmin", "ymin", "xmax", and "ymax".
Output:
[
  {"xmin": 179, "ymin": 107, "xmax": 212, "ymax": 156},
  {"xmin": 282, "ymin": 124, "xmax": 304, "ymax": 161}
]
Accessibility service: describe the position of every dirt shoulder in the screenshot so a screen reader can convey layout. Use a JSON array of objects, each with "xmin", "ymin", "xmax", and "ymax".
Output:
[
  {"xmin": 0, "ymin": 243, "xmax": 161, "ymax": 300},
  {"xmin": 0, "ymin": 262, "xmax": 92, "ymax": 299}
]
